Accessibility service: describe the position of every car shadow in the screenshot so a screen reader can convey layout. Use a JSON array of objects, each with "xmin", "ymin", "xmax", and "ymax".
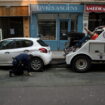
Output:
[
  {"xmin": 90, "ymin": 64, "xmax": 105, "ymax": 72},
  {"xmin": 0, "ymin": 66, "xmax": 13, "ymax": 71},
  {"xmin": 66, "ymin": 64, "xmax": 105, "ymax": 73},
  {"xmin": 0, "ymin": 63, "xmax": 105, "ymax": 73}
]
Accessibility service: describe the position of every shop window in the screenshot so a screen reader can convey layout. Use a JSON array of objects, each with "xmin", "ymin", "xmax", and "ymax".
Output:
[
  {"xmin": 59, "ymin": 14, "xmax": 78, "ymax": 32},
  {"xmin": 70, "ymin": 14, "xmax": 78, "ymax": 32},
  {"xmin": 38, "ymin": 14, "xmax": 56, "ymax": 40},
  {"xmin": 38, "ymin": 20, "xmax": 56, "ymax": 40},
  {"xmin": 38, "ymin": 14, "xmax": 78, "ymax": 40},
  {"xmin": 59, "ymin": 14, "xmax": 70, "ymax": 19},
  {"xmin": 60, "ymin": 20, "xmax": 68, "ymax": 40},
  {"xmin": 89, "ymin": 13, "xmax": 105, "ymax": 31}
]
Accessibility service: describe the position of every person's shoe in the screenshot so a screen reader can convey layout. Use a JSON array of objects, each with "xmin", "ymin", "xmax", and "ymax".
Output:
[
  {"xmin": 9, "ymin": 72, "xmax": 15, "ymax": 77},
  {"xmin": 24, "ymin": 71, "xmax": 28, "ymax": 75},
  {"xmin": 28, "ymin": 72, "xmax": 32, "ymax": 76}
]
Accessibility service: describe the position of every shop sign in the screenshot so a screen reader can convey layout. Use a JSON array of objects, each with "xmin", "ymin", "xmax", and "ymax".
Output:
[
  {"xmin": 85, "ymin": 5, "xmax": 105, "ymax": 12},
  {"xmin": 31, "ymin": 4, "xmax": 83, "ymax": 13}
]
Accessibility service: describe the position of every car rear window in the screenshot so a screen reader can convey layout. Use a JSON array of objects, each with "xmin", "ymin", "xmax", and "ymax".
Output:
[{"xmin": 37, "ymin": 40, "xmax": 48, "ymax": 47}]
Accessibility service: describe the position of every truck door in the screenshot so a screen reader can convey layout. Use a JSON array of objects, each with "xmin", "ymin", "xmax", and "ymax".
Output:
[{"xmin": 89, "ymin": 42, "xmax": 105, "ymax": 60}]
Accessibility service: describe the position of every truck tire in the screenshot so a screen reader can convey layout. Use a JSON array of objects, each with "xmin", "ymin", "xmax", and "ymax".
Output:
[{"xmin": 71, "ymin": 55, "xmax": 91, "ymax": 72}]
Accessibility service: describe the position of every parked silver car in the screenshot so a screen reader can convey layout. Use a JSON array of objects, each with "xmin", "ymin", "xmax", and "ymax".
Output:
[{"xmin": 0, "ymin": 37, "xmax": 52, "ymax": 71}]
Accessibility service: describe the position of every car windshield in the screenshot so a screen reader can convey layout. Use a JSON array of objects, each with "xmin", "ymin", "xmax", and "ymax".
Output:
[
  {"xmin": 37, "ymin": 39, "xmax": 48, "ymax": 47},
  {"xmin": 0, "ymin": 40, "xmax": 13, "ymax": 49}
]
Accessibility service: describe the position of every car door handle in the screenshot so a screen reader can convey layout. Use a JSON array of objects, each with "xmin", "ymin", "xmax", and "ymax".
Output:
[{"xmin": 5, "ymin": 52, "xmax": 10, "ymax": 54}]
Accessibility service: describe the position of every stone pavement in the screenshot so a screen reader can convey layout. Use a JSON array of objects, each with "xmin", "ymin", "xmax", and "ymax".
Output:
[
  {"xmin": 51, "ymin": 51, "xmax": 66, "ymax": 67},
  {"xmin": 52, "ymin": 51, "xmax": 65, "ymax": 59}
]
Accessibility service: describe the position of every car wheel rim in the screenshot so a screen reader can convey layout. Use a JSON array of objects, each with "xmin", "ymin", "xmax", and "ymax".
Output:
[
  {"xmin": 76, "ymin": 58, "xmax": 87, "ymax": 70},
  {"xmin": 31, "ymin": 59, "xmax": 42, "ymax": 71}
]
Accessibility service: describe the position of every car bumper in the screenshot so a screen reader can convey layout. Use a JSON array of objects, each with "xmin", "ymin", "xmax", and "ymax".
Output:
[
  {"xmin": 66, "ymin": 52, "xmax": 75, "ymax": 65},
  {"xmin": 41, "ymin": 52, "xmax": 53, "ymax": 65}
]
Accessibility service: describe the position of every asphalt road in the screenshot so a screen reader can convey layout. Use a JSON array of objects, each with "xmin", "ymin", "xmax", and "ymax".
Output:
[{"xmin": 0, "ymin": 64, "xmax": 105, "ymax": 105}]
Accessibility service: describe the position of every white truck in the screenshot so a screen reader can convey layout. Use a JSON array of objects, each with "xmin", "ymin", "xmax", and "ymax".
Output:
[{"xmin": 66, "ymin": 27, "xmax": 105, "ymax": 72}]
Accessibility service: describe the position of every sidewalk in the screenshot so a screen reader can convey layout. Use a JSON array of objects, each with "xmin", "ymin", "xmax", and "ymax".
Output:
[
  {"xmin": 50, "ymin": 51, "xmax": 66, "ymax": 67},
  {"xmin": 52, "ymin": 51, "xmax": 65, "ymax": 59}
]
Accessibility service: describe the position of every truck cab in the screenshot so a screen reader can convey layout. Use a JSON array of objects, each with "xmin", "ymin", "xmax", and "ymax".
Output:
[{"xmin": 66, "ymin": 27, "xmax": 105, "ymax": 72}]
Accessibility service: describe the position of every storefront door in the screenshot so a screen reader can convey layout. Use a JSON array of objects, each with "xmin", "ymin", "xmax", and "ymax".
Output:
[
  {"xmin": 0, "ymin": 17, "xmax": 23, "ymax": 39},
  {"xmin": 58, "ymin": 19, "xmax": 71, "ymax": 50}
]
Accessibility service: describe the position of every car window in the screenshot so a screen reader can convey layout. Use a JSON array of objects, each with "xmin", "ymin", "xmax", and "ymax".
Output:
[
  {"xmin": 37, "ymin": 39, "xmax": 48, "ymax": 47},
  {"xmin": 6, "ymin": 41, "xmax": 16, "ymax": 49},
  {"xmin": 23, "ymin": 40, "xmax": 33, "ymax": 47},
  {"xmin": 15, "ymin": 40, "xmax": 33, "ymax": 48},
  {"xmin": 15, "ymin": 40, "xmax": 23, "ymax": 48},
  {"xmin": 0, "ymin": 40, "xmax": 16, "ymax": 50}
]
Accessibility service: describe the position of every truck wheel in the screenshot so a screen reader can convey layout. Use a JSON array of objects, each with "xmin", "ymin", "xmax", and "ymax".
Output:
[
  {"xmin": 30, "ymin": 57, "xmax": 44, "ymax": 72},
  {"xmin": 71, "ymin": 55, "xmax": 91, "ymax": 72}
]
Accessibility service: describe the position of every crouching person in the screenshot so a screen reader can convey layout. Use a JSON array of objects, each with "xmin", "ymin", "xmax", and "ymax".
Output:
[{"xmin": 9, "ymin": 53, "xmax": 33, "ymax": 77}]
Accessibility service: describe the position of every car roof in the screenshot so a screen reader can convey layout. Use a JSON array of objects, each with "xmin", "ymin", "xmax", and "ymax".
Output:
[{"xmin": 3, "ymin": 37, "xmax": 40, "ymax": 41}]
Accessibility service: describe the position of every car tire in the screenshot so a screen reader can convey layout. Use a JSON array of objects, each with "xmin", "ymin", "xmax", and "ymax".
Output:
[
  {"xmin": 30, "ymin": 57, "xmax": 44, "ymax": 72},
  {"xmin": 71, "ymin": 55, "xmax": 91, "ymax": 72}
]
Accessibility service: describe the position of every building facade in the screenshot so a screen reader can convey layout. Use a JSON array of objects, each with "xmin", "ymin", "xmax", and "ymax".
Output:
[
  {"xmin": 84, "ymin": 4, "xmax": 105, "ymax": 31},
  {"xmin": 30, "ymin": 4, "xmax": 84, "ymax": 50},
  {"xmin": 0, "ymin": 0, "xmax": 105, "ymax": 50},
  {"xmin": 0, "ymin": 0, "xmax": 30, "ymax": 39},
  {"xmin": 30, "ymin": 0, "xmax": 105, "ymax": 50}
]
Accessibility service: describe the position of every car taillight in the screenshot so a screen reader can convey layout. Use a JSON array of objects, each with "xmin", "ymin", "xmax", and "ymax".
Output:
[{"xmin": 39, "ymin": 48, "xmax": 48, "ymax": 53}]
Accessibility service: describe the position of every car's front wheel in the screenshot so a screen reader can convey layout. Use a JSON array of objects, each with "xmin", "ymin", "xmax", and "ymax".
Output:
[
  {"xmin": 71, "ymin": 55, "xmax": 91, "ymax": 72},
  {"xmin": 30, "ymin": 57, "xmax": 44, "ymax": 72}
]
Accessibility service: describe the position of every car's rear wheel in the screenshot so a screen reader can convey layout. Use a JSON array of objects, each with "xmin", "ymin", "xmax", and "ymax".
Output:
[
  {"xmin": 30, "ymin": 57, "xmax": 44, "ymax": 72},
  {"xmin": 71, "ymin": 55, "xmax": 91, "ymax": 72}
]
